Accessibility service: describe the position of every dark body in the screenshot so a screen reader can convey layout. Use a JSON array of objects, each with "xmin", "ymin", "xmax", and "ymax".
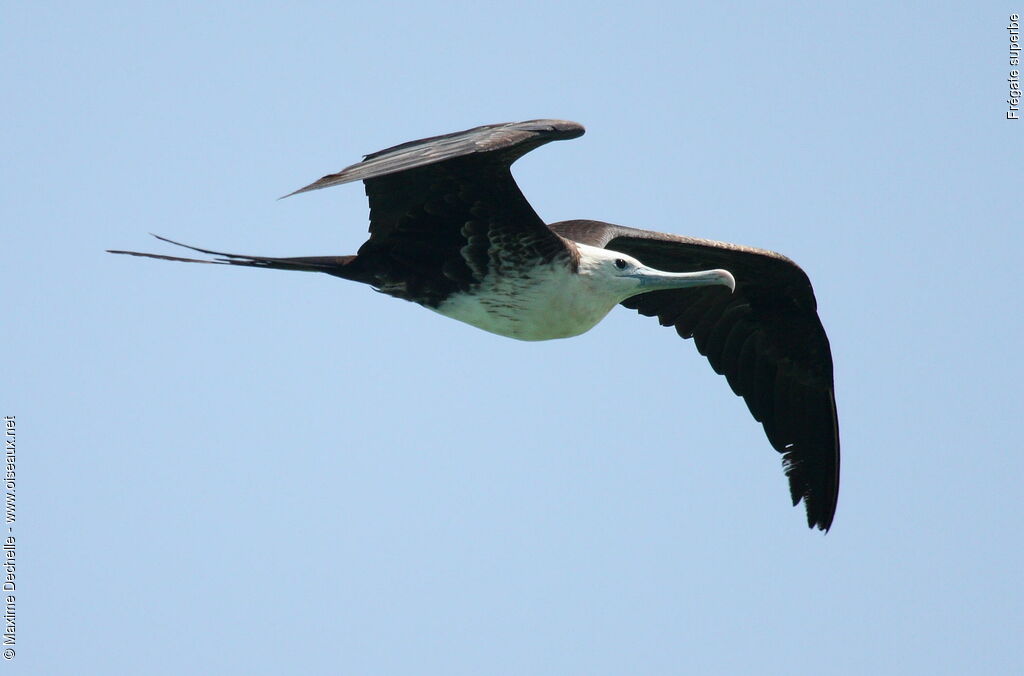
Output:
[{"xmin": 110, "ymin": 120, "xmax": 839, "ymax": 530}]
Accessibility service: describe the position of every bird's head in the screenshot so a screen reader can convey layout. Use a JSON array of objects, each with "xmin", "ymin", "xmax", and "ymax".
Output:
[{"xmin": 576, "ymin": 243, "xmax": 736, "ymax": 303}]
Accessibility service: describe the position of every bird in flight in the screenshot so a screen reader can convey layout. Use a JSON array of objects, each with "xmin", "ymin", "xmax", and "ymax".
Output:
[{"xmin": 110, "ymin": 119, "xmax": 839, "ymax": 530}]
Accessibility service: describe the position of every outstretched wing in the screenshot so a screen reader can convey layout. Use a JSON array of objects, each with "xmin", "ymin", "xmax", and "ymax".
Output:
[
  {"xmin": 551, "ymin": 220, "xmax": 840, "ymax": 531},
  {"xmin": 284, "ymin": 120, "xmax": 585, "ymax": 306},
  {"xmin": 284, "ymin": 119, "xmax": 585, "ymax": 200}
]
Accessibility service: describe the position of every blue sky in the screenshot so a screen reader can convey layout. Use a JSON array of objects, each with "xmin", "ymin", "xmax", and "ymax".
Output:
[{"xmin": 5, "ymin": 2, "xmax": 1022, "ymax": 674}]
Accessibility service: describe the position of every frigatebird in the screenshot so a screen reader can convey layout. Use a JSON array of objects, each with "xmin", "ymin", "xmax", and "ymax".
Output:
[{"xmin": 109, "ymin": 119, "xmax": 840, "ymax": 530}]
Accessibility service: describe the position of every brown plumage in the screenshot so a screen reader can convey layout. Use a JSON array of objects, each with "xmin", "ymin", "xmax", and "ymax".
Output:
[{"xmin": 109, "ymin": 119, "xmax": 839, "ymax": 530}]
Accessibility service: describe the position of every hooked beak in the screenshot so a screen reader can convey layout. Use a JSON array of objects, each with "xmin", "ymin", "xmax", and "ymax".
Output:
[{"xmin": 631, "ymin": 267, "xmax": 736, "ymax": 293}]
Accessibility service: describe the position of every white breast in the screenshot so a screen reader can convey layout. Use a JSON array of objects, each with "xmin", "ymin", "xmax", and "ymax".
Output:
[{"xmin": 432, "ymin": 261, "xmax": 620, "ymax": 341}]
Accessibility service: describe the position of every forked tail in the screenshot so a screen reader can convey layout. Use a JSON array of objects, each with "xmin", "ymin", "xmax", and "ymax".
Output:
[{"xmin": 108, "ymin": 235, "xmax": 357, "ymax": 276}]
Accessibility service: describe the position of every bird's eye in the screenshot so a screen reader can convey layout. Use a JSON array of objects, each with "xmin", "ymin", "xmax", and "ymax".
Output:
[{"xmin": 614, "ymin": 258, "xmax": 627, "ymax": 269}]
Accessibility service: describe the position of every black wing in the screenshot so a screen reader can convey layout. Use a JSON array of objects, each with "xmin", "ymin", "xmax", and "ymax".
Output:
[
  {"xmin": 284, "ymin": 120, "xmax": 585, "ymax": 306},
  {"xmin": 551, "ymin": 220, "xmax": 840, "ymax": 531}
]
